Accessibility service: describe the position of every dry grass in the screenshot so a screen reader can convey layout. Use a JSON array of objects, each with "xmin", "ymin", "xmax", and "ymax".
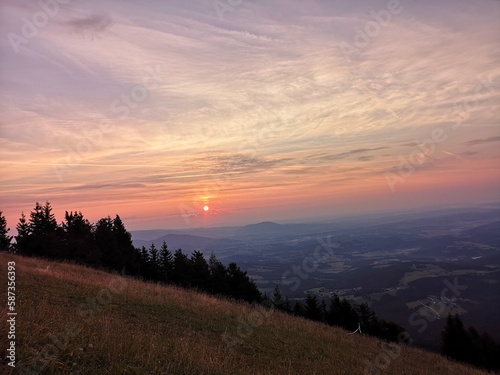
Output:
[{"xmin": 0, "ymin": 252, "xmax": 489, "ymax": 374}]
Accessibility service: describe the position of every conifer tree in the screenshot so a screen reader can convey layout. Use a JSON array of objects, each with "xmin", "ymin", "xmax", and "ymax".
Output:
[
  {"xmin": 357, "ymin": 302, "xmax": 378, "ymax": 335},
  {"xmin": 113, "ymin": 215, "xmax": 137, "ymax": 274},
  {"xmin": 172, "ymin": 249, "xmax": 191, "ymax": 286},
  {"xmin": 148, "ymin": 243, "xmax": 161, "ymax": 280},
  {"xmin": 293, "ymin": 300, "xmax": 304, "ymax": 316},
  {"xmin": 326, "ymin": 293, "xmax": 342, "ymax": 326},
  {"xmin": 304, "ymin": 293, "xmax": 323, "ymax": 322},
  {"xmin": 62, "ymin": 211, "xmax": 99, "ymax": 264},
  {"xmin": 190, "ymin": 251, "xmax": 210, "ymax": 290},
  {"xmin": 159, "ymin": 241, "xmax": 173, "ymax": 282},
  {"xmin": 271, "ymin": 284, "xmax": 290, "ymax": 312},
  {"xmin": 226, "ymin": 262, "xmax": 261, "ymax": 302},
  {"xmin": 208, "ymin": 252, "xmax": 228, "ymax": 295},
  {"xmin": 441, "ymin": 314, "xmax": 474, "ymax": 364},
  {"xmin": 0, "ymin": 211, "xmax": 12, "ymax": 251},
  {"xmin": 27, "ymin": 202, "xmax": 62, "ymax": 257},
  {"xmin": 14, "ymin": 212, "xmax": 31, "ymax": 254},
  {"xmin": 95, "ymin": 216, "xmax": 119, "ymax": 270}
]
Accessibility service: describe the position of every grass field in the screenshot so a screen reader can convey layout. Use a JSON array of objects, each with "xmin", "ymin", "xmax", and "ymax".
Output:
[{"xmin": 0, "ymin": 252, "xmax": 489, "ymax": 374}]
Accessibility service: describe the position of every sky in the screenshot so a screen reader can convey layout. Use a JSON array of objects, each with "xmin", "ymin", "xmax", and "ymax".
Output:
[{"xmin": 1, "ymin": 0, "xmax": 499, "ymax": 231}]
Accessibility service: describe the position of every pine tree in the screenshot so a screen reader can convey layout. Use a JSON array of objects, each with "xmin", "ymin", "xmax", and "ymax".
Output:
[
  {"xmin": 14, "ymin": 212, "xmax": 31, "ymax": 254},
  {"xmin": 27, "ymin": 202, "xmax": 62, "ymax": 257},
  {"xmin": 208, "ymin": 252, "xmax": 228, "ymax": 295},
  {"xmin": 357, "ymin": 302, "xmax": 378, "ymax": 335},
  {"xmin": 138, "ymin": 246, "xmax": 151, "ymax": 277},
  {"xmin": 326, "ymin": 293, "xmax": 342, "ymax": 326},
  {"xmin": 271, "ymin": 284, "xmax": 290, "ymax": 312},
  {"xmin": 172, "ymin": 249, "xmax": 191, "ymax": 286},
  {"xmin": 304, "ymin": 293, "xmax": 323, "ymax": 322},
  {"xmin": 226, "ymin": 262, "xmax": 261, "ymax": 303},
  {"xmin": 293, "ymin": 300, "xmax": 304, "ymax": 316},
  {"xmin": 148, "ymin": 243, "xmax": 161, "ymax": 281},
  {"xmin": 113, "ymin": 215, "xmax": 137, "ymax": 274},
  {"xmin": 441, "ymin": 314, "xmax": 500, "ymax": 369},
  {"xmin": 62, "ymin": 211, "xmax": 100, "ymax": 264},
  {"xmin": 0, "ymin": 211, "xmax": 12, "ymax": 251},
  {"xmin": 159, "ymin": 241, "xmax": 173, "ymax": 282},
  {"xmin": 441, "ymin": 314, "xmax": 472, "ymax": 362},
  {"xmin": 190, "ymin": 251, "xmax": 210, "ymax": 290},
  {"xmin": 339, "ymin": 298, "xmax": 358, "ymax": 331},
  {"xmin": 95, "ymin": 216, "xmax": 119, "ymax": 270}
]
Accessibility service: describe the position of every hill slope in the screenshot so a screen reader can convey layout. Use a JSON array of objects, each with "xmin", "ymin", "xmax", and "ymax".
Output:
[{"xmin": 0, "ymin": 252, "xmax": 487, "ymax": 374}]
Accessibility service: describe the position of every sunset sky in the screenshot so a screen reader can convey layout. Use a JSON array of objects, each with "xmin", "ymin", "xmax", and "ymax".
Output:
[{"xmin": 1, "ymin": 0, "xmax": 499, "ymax": 231}]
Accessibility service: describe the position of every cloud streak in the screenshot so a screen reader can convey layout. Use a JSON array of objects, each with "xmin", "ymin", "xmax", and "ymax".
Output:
[{"xmin": 1, "ymin": 0, "xmax": 499, "ymax": 229}]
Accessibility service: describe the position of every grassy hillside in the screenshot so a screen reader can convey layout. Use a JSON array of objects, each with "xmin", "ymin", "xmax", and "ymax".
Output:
[{"xmin": 0, "ymin": 252, "xmax": 488, "ymax": 374}]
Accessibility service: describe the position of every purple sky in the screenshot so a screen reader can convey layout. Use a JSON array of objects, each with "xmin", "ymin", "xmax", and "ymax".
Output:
[{"xmin": 1, "ymin": 0, "xmax": 499, "ymax": 230}]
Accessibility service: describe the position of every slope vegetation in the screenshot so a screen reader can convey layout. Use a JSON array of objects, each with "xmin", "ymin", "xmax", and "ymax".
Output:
[{"xmin": 0, "ymin": 252, "xmax": 487, "ymax": 374}]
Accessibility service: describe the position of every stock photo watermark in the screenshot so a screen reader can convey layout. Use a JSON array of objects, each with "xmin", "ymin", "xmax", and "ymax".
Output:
[
  {"xmin": 52, "ymin": 65, "xmax": 163, "ymax": 181},
  {"xmin": 364, "ymin": 277, "xmax": 467, "ymax": 374},
  {"xmin": 213, "ymin": 0, "xmax": 244, "ymax": 21},
  {"xmin": 341, "ymin": 0, "xmax": 407, "ymax": 61},
  {"xmin": 7, "ymin": 0, "xmax": 71, "ymax": 54},
  {"xmin": 384, "ymin": 72, "xmax": 499, "ymax": 192},
  {"xmin": 6, "ymin": 261, "xmax": 17, "ymax": 368},
  {"xmin": 222, "ymin": 235, "xmax": 338, "ymax": 350}
]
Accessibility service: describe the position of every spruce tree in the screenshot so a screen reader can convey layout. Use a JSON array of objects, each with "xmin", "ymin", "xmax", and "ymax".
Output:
[
  {"xmin": 190, "ymin": 251, "xmax": 210, "ymax": 290},
  {"xmin": 441, "ymin": 314, "xmax": 471, "ymax": 362},
  {"xmin": 172, "ymin": 249, "xmax": 191, "ymax": 286},
  {"xmin": 0, "ymin": 211, "xmax": 12, "ymax": 251},
  {"xmin": 271, "ymin": 284, "xmax": 290, "ymax": 312},
  {"xmin": 149, "ymin": 243, "xmax": 161, "ymax": 280},
  {"xmin": 226, "ymin": 262, "xmax": 261, "ymax": 303},
  {"xmin": 62, "ymin": 211, "xmax": 100, "ymax": 264},
  {"xmin": 304, "ymin": 293, "xmax": 323, "ymax": 322},
  {"xmin": 27, "ymin": 202, "xmax": 62, "ymax": 257},
  {"xmin": 159, "ymin": 241, "xmax": 173, "ymax": 282},
  {"xmin": 14, "ymin": 212, "xmax": 31, "ymax": 254},
  {"xmin": 95, "ymin": 216, "xmax": 118, "ymax": 269},
  {"xmin": 208, "ymin": 252, "xmax": 228, "ymax": 295}
]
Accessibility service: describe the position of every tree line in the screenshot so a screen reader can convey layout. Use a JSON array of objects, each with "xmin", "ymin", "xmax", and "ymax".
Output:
[
  {"xmin": 1, "ymin": 202, "xmax": 260, "ymax": 303},
  {"xmin": 267, "ymin": 285, "xmax": 405, "ymax": 343},
  {"xmin": 442, "ymin": 313, "xmax": 500, "ymax": 370}
]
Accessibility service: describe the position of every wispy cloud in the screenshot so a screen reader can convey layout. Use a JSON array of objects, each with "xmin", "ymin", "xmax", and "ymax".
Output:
[
  {"xmin": 1, "ymin": 0, "xmax": 499, "ymax": 228},
  {"xmin": 465, "ymin": 136, "xmax": 500, "ymax": 145}
]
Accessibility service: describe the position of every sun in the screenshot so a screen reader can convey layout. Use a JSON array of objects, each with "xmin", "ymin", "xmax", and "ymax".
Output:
[{"xmin": 203, "ymin": 205, "xmax": 209, "ymax": 212}]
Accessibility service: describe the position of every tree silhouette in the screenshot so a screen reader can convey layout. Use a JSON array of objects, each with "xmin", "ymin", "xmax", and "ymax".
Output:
[
  {"xmin": 226, "ymin": 262, "xmax": 261, "ymax": 303},
  {"xmin": 190, "ymin": 251, "xmax": 210, "ymax": 290},
  {"xmin": 441, "ymin": 314, "xmax": 500, "ymax": 370},
  {"xmin": 148, "ymin": 243, "xmax": 161, "ymax": 280},
  {"xmin": 172, "ymin": 248, "xmax": 191, "ymax": 286},
  {"xmin": 208, "ymin": 252, "xmax": 228, "ymax": 295},
  {"xmin": 357, "ymin": 303, "xmax": 379, "ymax": 335},
  {"xmin": 0, "ymin": 211, "xmax": 12, "ymax": 251},
  {"xmin": 14, "ymin": 212, "xmax": 31, "ymax": 254},
  {"xmin": 159, "ymin": 241, "xmax": 173, "ymax": 282},
  {"xmin": 62, "ymin": 211, "xmax": 100, "ymax": 264},
  {"xmin": 304, "ymin": 293, "xmax": 323, "ymax": 322},
  {"xmin": 271, "ymin": 284, "xmax": 290, "ymax": 312},
  {"xmin": 95, "ymin": 216, "xmax": 120, "ymax": 270},
  {"xmin": 441, "ymin": 314, "xmax": 471, "ymax": 362},
  {"xmin": 326, "ymin": 294, "xmax": 342, "ymax": 326},
  {"xmin": 27, "ymin": 202, "xmax": 63, "ymax": 257}
]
